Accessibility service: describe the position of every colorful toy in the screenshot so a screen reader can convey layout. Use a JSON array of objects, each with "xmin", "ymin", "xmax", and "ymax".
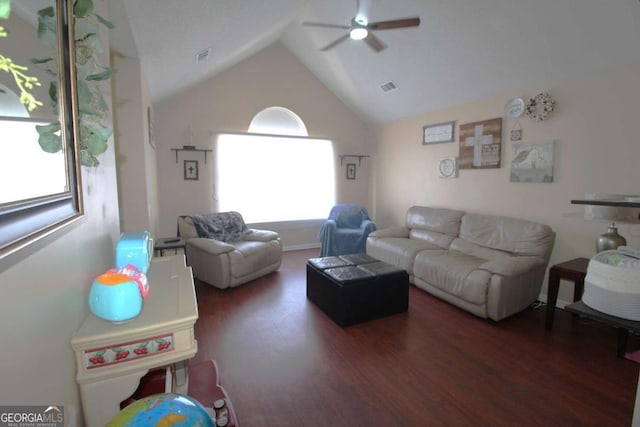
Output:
[
  {"xmin": 89, "ymin": 264, "xmax": 149, "ymax": 323},
  {"xmin": 115, "ymin": 230, "xmax": 153, "ymax": 274}
]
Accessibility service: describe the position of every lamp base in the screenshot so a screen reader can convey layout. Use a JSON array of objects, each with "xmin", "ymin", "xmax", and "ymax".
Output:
[{"xmin": 596, "ymin": 222, "xmax": 627, "ymax": 252}]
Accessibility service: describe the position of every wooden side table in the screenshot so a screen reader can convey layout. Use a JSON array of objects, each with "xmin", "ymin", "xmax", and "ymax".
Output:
[
  {"xmin": 564, "ymin": 301, "xmax": 640, "ymax": 357},
  {"xmin": 545, "ymin": 257, "xmax": 590, "ymax": 330}
]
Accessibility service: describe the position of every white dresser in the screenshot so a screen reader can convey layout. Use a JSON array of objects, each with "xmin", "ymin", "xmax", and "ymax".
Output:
[{"xmin": 71, "ymin": 255, "xmax": 198, "ymax": 426}]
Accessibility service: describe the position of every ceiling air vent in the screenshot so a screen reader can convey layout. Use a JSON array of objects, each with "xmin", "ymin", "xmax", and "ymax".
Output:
[
  {"xmin": 195, "ymin": 48, "xmax": 211, "ymax": 64},
  {"xmin": 380, "ymin": 81, "xmax": 398, "ymax": 93}
]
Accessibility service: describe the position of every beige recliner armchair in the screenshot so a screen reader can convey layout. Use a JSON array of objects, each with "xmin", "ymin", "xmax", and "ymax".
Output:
[{"xmin": 177, "ymin": 212, "xmax": 282, "ymax": 289}]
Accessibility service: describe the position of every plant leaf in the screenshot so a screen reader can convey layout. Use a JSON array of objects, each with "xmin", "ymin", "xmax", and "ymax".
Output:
[
  {"xmin": 0, "ymin": 0, "xmax": 10, "ymax": 20},
  {"xmin": 95, "ymin": 13, "xmax": 115, "ymax": 29},
  {"xmin": 81, "ymin": 122, "xmax": 111, "ymax": 156},
  {"xmin": 86, "ymin": 134, "xmax": 108, "ymax": 155},
  {"xmin": 76, "ymin": 79, "xmax": 95, "ymax": 115},
  {"xmin": 74, "ymin": 0, "xmax": 94, "ymax": 18},
  {"xmin": 83, "ymin": 85, "xmax": 108, "ymax": 115},
  {"xmin": 80, "ymin": 149, "xmax": 99, "ymax": 167},
  {"xmin": 36, "ymin": 122, "xmax": 62, "ymax": 153},
  {"xmin": 74, "ymin": 33, "xmax": 98, "ymax": 66},
  {"xmin": 29, "ymin": 57, "xmax": 55, "ymax": 65},
  {"xmin": 37, "ymin": 6, "xmax": 56, "ymax": 46},
  {"xmin": 48, "ymin": 81, "xmax": 58, "ymax": 110},
  {"xmin": 86, "ymin": 68, "xmax": 116, "ymax": 81}
]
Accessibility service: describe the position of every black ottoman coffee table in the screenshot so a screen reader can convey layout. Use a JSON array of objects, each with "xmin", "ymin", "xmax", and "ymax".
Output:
[{"xmin": 306, "ymin": 253, "xmax": 409, "ymax": 327}]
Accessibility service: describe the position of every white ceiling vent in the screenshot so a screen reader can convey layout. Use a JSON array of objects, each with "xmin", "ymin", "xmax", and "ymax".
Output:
[
  {"xmin": 195, "ymin": 48, "xmax": 211, "ymax": 64},
  {"xmin": 380, "ymin": 81, "xmax": 398, "ymax": 93}
]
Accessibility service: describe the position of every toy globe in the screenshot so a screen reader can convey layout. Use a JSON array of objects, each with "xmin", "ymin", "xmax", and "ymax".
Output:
[{"xmin": 106, "ymin": 393, "xmax": 214, "ymax": 427}]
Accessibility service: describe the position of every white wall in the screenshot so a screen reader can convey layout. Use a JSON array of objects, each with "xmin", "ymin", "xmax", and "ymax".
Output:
[
  {"xmin": 374, "ymin": 62, "xmax": 640, "ymax": 304},
  {"xmin": 113, "ymin": 55, "xmax": 160, "ymax": 237},
  {"xmin": 0, "ymin": 2, "xmax": 120, "ymax": 425},
  {"xmin": 154, "ymin": 43, "xmax": 375, "ymax": 248}
]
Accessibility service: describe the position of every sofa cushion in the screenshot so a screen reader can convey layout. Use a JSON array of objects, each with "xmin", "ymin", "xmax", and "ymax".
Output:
[
  {"xmin": 228, "ymin": 240, "xmax": 283, "ymax": 278},
  {"xmin": 449, "ymin": 238, "xmax": 511, "ymax": 261},
  {"xmin": 409, "ymin": 229, "xmax": 456, "ymax": 249},
  {"xmin": 406, "ymin": 206, "xmax": 465, "ymax": 236},
  {"xmin": 414, "ymin": 250, "xmax": 492, "ymax": 305},
  {"xmin": 459, "ymin": 214, "xmax": 554, "ymax": 258},
  {"xmin": 366, "ymin": 237, "xmax": 440, "ymax": 274}
]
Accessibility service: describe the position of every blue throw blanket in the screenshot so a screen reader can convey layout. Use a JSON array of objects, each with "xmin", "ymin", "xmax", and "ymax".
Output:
[
  {"xmin": 190, "ymin": 211, "xmax": 249, "ymax": 243},
  {"xmin": 318, "ymin": 204, "xmax": 376, "ymax": 257}
]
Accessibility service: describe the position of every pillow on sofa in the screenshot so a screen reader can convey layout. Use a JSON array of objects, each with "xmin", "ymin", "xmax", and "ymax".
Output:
[{"xmin": 190, "ymin": 211, "xmax": 249, "ymax": 243}]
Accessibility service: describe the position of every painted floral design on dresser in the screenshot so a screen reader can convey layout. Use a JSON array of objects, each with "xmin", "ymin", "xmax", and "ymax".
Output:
[{"xmin": 85, "ymin": 334, "xmax": 174, "ymax": 369}]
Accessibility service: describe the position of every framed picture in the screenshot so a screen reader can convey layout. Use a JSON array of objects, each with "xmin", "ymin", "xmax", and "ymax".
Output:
[
  {"xmin": 423, "ymin": 121, "xmax": 455, "ymax": 145},
  {"xmin": 346, "ymin": 163, "xmax": 356, "ymax": 180},
  {"xmin": 438, "ymin": 156, "xmax": 458, "ymax": 178},
  {"xmin": 510, "ymin": 140, "xmax": 555, "ymax": 183},
  {"xmin": 458, "ymin": 117, "xmax": 502, "ymax": 169},
  {"xmin": 147, "ymin": 106, "xmax": 156, "ymax": 149},
  {"xmin": 184, "ymin": 160, "xmax": 198, "ymax": 180}
]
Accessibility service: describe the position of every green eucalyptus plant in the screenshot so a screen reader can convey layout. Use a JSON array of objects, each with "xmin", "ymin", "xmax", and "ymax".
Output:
[
  {"xmin": 0, "ymin": 0, "xmax": 43, "ymax": 111},
  {"xmin": 0, "ymin": 0, "xmax": 116, "ymax": 167}
]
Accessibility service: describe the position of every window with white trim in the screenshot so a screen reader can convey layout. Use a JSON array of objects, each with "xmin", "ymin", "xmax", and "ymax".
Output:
[{"xmin": 214, "ymin": 107, "xmax": 335, "ymax": 223}]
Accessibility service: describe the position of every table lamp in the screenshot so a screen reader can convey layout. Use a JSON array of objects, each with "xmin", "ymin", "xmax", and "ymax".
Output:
[{"xmin": 581, "ymin": 193, "xmax": 640, "ymax": 252}]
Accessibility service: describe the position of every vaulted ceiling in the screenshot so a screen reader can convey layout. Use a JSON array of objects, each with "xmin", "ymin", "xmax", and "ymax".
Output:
[{"xmin": 110, "ymin": 0, "xmax": 640, "ymax": 124}]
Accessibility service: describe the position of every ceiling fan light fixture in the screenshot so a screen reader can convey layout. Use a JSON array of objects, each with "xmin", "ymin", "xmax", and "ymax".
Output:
[{"xmin": 350, "ymin": 27, "xmax": 368, "ymax": 40}]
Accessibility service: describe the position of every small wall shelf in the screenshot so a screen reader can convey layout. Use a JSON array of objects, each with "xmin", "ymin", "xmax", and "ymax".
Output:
[
  {"xmin": 571, "ymin": 199, "xmax": 640, "ymax": 208},
  {"xmin": 171, "ymin": 147, "xmax": 213, "ymax": 164},
  {"xmin": 339, "ymin": 154, "xmax": 370, "ymax": 167}
]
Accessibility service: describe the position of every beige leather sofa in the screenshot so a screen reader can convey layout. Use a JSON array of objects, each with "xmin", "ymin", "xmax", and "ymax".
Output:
[
  {"xmin": 366, "ymin": 206, "xmax": 555, "ymax": 321},
  {"xmin": 178, "ymin": 213, "xmax": 282, "ymax": 289}
]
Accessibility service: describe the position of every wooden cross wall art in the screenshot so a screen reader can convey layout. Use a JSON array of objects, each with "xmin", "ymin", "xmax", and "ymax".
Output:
[{"xmin": 458, "ymin": 118, "xmax": 502, "ymax": 169}]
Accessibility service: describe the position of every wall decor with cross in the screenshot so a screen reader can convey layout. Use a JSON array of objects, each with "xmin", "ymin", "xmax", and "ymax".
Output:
[
  {"xmin": 184, "ymin": 160, "xmax": 199, "ymax": 180},
  {"xmin": 458, "ymin": 118, "xmax": 502, "ymax": 169}
]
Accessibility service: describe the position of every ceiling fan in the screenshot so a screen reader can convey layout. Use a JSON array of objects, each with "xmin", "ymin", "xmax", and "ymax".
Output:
[{"xmin": 302, "ymin": 0, "xmax": 420, "ymax": 52}]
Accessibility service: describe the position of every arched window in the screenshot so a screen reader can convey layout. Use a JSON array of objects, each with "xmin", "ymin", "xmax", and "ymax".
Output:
[
  {"xmin": 248, "ymin": 106, "xmax": 308, "ymax": 136},
  {"xmin": 215, "ymin": 107, "xmax": 335, "ymax": 223}
]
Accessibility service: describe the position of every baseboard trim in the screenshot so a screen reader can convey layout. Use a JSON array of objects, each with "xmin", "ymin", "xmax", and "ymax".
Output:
[{"xmin": 283, "ymin": 243, "xmax": 320, "ymax": 252}]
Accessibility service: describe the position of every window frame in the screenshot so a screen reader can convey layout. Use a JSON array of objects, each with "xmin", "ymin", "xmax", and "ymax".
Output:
[
  {"xmin": 214, "ymin": 131, "xmax": 336, "ymax": 224},
  {"xmin": 0, "ymin": 0, "xmax": 83, "ymax": 260}
]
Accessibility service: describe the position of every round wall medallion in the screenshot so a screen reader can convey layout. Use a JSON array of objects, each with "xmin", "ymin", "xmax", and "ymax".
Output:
[
  {"xmin": 505, "ymin": 97, "xmax": 525, "ymax": 118},
  {"xmin": 525, "ymin": 92, "xmax": 555, "ymax": 122},
  {"xmin": 438, "ymin": 156, "xmax": 458, "ymax": 178}
]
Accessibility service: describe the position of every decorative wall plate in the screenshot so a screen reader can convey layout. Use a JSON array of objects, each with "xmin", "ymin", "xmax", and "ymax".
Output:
[
  {"xmin": 438, "ymin": 156, "xmax": 458, "ymax": 178},
  {"xmin": 505, "ymin": 98, "xmax": 525, "ymax": 118}
]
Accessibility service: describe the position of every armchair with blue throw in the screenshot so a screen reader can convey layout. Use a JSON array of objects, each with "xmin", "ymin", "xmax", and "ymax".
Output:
[{"xmin": 319, "ymin": 204, "xmax": 376, "ymax": 257}]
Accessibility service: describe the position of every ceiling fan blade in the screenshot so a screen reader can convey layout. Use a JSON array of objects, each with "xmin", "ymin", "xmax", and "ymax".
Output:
[
  {"xmin": 369, "ymin": 17, "xmax": 420, "ymax": 30},
  {"xmin": 363, "ymin": 32, "xmax": 386, "ymax": 52},
  {"xmin": 320, "ymin": 34, "xmax": 350, "ymax": 51},
  {"xmin": 303, "ymin": 22, "xmax": 350, "ymax": 30}
]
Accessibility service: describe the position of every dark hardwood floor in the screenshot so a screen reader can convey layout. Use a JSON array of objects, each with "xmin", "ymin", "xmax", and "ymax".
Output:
[{"xmin": 190, "ymin": 249, "xmax": 639, "ymax": 426}]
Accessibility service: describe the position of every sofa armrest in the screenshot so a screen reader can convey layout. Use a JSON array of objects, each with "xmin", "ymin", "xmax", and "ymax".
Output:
[
  {"xmin": 187, "ymin": 237, "xmax": 235, "ymax": 255},
  {"xmin": 244, "ymin": 229, "xmax": 280, "ymax": 242},
  {"xmin": 479, "ymin": 256, "xmax": 544, "ymax": 277},
  {"xmin": 368, "ymin": 226, "xmax": 410, "ymax": 239}
]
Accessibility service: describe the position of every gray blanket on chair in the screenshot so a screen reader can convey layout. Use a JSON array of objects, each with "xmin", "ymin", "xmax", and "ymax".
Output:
[{"xmin": 190, "ymin": 211, "xmax": 249, "ymax": 243}]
